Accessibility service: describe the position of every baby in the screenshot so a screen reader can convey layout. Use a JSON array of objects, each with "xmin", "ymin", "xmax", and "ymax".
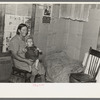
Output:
[{"xmin": 24, "ymin": 37, "xmax": 42, "ymax": 71}]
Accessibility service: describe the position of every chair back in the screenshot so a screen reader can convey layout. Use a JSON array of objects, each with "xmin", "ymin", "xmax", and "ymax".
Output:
[{"xmin": 84, "ymin": 47, "xmax": 100, "ymax": 79}]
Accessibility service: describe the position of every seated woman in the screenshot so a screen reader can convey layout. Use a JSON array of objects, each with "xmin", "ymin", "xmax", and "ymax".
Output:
[{"xmin": 8, "ymin": 23, "xmax": 45, "ymax": 82}]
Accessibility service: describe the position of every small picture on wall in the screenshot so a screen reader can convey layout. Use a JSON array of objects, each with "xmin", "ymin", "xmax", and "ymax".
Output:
[
  {"xmin": 42, "ymin": 16, "xmax": 51, "ymax": 23},
  {"xmin": 43, "ymin": 4, "xmax": 52, "ymax": 17},
  {"xmin": 42, "ymin": 4, "xmax": 52, "ymax": 23}
]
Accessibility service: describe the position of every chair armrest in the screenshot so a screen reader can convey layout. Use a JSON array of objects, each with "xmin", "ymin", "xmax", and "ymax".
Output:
[{"xmin": 71, "ymin": 66, "xmax": 84, "ymax": 73}]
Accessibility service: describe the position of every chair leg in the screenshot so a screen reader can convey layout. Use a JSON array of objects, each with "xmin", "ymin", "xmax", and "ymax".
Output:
[
  {"xmin": 27, "ymin": 76, "xmax": 31, "ymax": 82},
  {"xmin": 24, "ymin": 73, "xmax": 27, "ymax": 82}
]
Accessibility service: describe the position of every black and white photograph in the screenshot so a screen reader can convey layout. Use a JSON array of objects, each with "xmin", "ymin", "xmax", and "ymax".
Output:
[
  {"xmin": 43, "ymin": 4, "xmax": 52, "ymax": 16},
  {"xmin": 0, "ymin": 3, "xmax": 100, "ymax": 84}
]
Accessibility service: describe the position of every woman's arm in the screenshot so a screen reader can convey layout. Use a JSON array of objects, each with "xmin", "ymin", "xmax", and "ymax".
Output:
[{"xmin": 12, "ymin": 51, "xmax": 33, "ymax": 65}]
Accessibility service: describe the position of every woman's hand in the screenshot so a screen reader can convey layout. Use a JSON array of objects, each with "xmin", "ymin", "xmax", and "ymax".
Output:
[
  {"xmin": 25, "ymin": 59, "xmax": 33, "ymax": 66},
  {"xmin": 22, "ymin": 48, "xmax": 27, "ymax": 53}
]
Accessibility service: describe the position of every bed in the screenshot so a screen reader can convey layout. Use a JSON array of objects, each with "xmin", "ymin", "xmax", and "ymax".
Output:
[{"xmin": 44, "ymin": 51, "xmax": 83, "ymax": 83}]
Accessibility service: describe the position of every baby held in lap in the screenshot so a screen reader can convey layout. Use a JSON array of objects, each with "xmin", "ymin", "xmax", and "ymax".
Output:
[{"xmin": 23, "ymin": 37, "xmax": 42, "ymax": 72}]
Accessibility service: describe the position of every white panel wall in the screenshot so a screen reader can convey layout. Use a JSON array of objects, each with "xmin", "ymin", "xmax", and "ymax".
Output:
[{"xmin": 80, "ymin": 9, "xmax": 100, "ymax": 61}]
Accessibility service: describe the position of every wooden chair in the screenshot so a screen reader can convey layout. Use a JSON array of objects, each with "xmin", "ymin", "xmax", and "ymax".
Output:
[
  {"xmin": 69, "ymin": 47, "xmax": 100, "ymax": 83},
  {"xmin": 10, "ymin": 51, "xmax": 32, "ymax": 82}
]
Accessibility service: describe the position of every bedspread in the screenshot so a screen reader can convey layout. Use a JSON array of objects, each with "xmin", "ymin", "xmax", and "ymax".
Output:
[{"xmin": 44, "ymin": 51, "xmax": 83, "ymax": 83}]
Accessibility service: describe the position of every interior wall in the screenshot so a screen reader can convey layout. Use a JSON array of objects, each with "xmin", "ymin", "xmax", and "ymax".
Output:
[
  {"xmin": 5, "ymin": 4, "xmax": 32, "ymax": 16},
  {"xmin": 33, "ymin": 4, "xmax": 90, "ymax": 60},
  {"xmin": 33, "ymin": 4, "xmax": 66, "ymax": 56},
  {"xmin": 64, "ymin": 20, "xmax": 84, "ymax": 60},
  {"xmin": 80, "ymin": 9, "xmax": 100, "ymax": 61},
  {"xmin": 64, "ymin": 5, "xmax": 100, "ymax": 61}
]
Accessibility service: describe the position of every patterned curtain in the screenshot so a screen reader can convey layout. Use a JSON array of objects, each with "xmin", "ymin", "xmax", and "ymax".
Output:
[{"xmin": 59, "ymin": 4, "xmax": 91, "ymax": 22}]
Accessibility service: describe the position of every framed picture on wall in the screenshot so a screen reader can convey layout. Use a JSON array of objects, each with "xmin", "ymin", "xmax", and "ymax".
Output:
[
  {"xmin": 43, "ymin": 4, "xmax": 52, "ymax": 17},
  {"xmin": 42, "ymin": 4, "xmax": 52, "ymax": 23}
]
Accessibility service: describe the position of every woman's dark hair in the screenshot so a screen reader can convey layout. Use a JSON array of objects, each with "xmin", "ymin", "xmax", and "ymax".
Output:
[{"xmin": 16, "ymin": 23, "xmax": 28, "ymax": 35}]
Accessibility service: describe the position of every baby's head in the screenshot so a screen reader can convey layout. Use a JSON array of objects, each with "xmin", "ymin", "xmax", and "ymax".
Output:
[{"xmin": 26, "ymin": 37, "xmax": 34, "ymax": 47}]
